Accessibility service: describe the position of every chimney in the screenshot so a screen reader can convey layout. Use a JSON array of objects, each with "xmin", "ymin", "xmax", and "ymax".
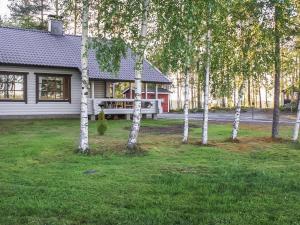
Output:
[{"xmin": 48, "ymin": 15, "xmax": 64, "ymax": 36}]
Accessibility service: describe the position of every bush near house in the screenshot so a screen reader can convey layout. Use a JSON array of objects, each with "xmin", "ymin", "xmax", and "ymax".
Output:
[{"xmin": 97, "ymin": 110, "xmax": 108, "ymax": 135}]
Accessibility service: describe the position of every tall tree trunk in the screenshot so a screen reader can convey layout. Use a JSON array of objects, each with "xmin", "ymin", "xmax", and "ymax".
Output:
[
  {"xmin": 55, "ymin": 0, "xmax": 59, "ymax": 17},
  {"xmin": 202, "ymin": 2, "xmax": 211, "ymax": 145},
  {"xmin": 265, "ymin": 88, "xmax": 269, "ymax": 108},
  {"xmin": 292, "ymin": 98, "xmax": 300, "ymax": 142},
  {"xmin": 96, "ymin": 0, "xmax": 101, "ymax": 34},
  {"xmin": 297, "ymin": 56, "xmax": 300, "ymax": 114},
  {"xmin": 41, "ymin": 0, "xmax": 44, "ymax": 27},
  {"xmin": 182, "ymin": 69, "xmax": 190, "ymax": 143},
  {"xmin": 177, "ymin": 73, "xmax": 181, "ymax": 109},
  {"xmin": 233, "ymin": 79, "xmax": 237, "ymax": 108},
  {"xmin": 252, "ymin": 83, "xmax": 256, "ymax": 108},
  {"xmin": 272, "ymin": 5, "xmax": 281, "ymax": 138},
  {"xmin": 182, "ymin": 33, "xmax": 192, "ymax": 144},
  {"xmin": 127, "ymin": 0, "xmax": 149, "ymax": 150},
  {"xmin": 197, "ymin": 74, "xmax": 202, "ymax": 109},
  {"xmin": 191, "ymin": 78, "xmax": 194, "ymax": 109},
  {"xmin": 74, "ymin": 0, "xmax": 77, "ymax": 35},
  {"xmin": 247, "ymin": 78, "xmax": 251, "ymax": 107},
  {"xmin": 231, "ymin": 81, "xmax": 246, "ymax": 140},
  {"xmin": 222, "ymin": 97, "xmax": 226, "ymax": 108},
  {"xmin": 259, "ymin": 87, "xmax": 262, "ymax": 109},
  {"xmin": 79, "ymin": 0, "xmax": 89, "ymax": 153}
]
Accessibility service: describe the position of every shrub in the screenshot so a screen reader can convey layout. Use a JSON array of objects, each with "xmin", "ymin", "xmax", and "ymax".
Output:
[
  {"xmin": 280, "ymin": 102, "xmax": 297, "ymax": 112},
  {"xmin": 97, "ymin": 111, "xmax": 108, "ymax": 135}
]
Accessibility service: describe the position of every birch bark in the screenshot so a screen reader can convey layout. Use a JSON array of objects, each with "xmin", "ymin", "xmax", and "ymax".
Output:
[
  {"xmin": 202, "ymin": 3, "xmax": 212, "ymax": 145},
  {"xmin": 231, "ymin": 81, "xmax": 246, "ymax": 140},
  {"xmin": 272, "ymin": 5, "xmax": 281, "ymax": 138},
  {"xmin": 79, "ymin": 0, "xmax": 89, "ymax": 153},
  {"xmin": 182, "ymin": 69, "xmax": 190, "ymax": 143},
  {"xmin": 182, "ymin": 33, "xmax": 192, "ymax": 144},
  {"xmin": 127, "ymin": 0, "xmax": 149, "ymax": 150},
  {"xmin": 292, "ymin": 96, "xmax": 300, "ymax": 142}
]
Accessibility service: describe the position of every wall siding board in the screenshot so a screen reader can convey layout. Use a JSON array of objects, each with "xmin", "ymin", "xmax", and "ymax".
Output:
[
  {"xmin": 0, "ymin": 65, "xmax": 84, "ymax": 116},
  {"xmin": 94, "ymin": 81, "xmax": 105, "ymax": 98}
]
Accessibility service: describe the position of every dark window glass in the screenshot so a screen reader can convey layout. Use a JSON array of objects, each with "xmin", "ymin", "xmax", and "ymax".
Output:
[
  {"xmin": 38, "ymin": 75, "xmax": 71, "ymax": 101},
  {"xmin": 0, "ymin": 73, "xmax": 25, "ymax": 101}
]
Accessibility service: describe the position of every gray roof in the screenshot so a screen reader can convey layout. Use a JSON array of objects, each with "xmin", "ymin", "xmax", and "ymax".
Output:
[{"xmin": 0, "ymin": 27, "xmax": 170, "ymax": 84}]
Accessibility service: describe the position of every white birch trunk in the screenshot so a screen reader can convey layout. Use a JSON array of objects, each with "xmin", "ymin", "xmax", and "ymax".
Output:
[
  {"xmin": 202, "ymin": 3, "xmax": 212, "ymax": 145},
  {"xmin": 292, "ymin": 98, "xmax": 300, "ymax": 142},
  {"xmin": 182, "ymin": 33, "xmax": 192, "ymax": 144},
  {"xmin": 231, "ymin": 81, "xmax": 246, "ymax": 141},
  {"xmin": 78, "ymin": 0, "xmax": 89, "ymax": 153},
  {"xmin": 127, "ymin": 0, "xmax": 149, "ymax": 150},
  {"xmin": 182, "ymin": 69, "xmax": 190, "ymax": 143}
]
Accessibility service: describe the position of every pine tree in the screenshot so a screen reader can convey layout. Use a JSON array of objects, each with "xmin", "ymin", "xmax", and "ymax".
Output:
[{"xmin": 8, "ymin": 0, "xmax": 50, "ymax": 29}]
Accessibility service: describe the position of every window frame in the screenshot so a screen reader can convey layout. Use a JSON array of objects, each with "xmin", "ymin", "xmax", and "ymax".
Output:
[
  {"xmin": 35, "ymin": 73, "xmax": 72, "ymax": 103},
  {"xmin": 0, "ymin": 71, "xmax": 28, "ymax": 103}
]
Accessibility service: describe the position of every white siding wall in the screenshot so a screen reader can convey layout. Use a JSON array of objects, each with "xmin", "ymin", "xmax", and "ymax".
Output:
[
  {"xmin": 0, "ymin": 65, "xmax": 83, "ymax": 116},
  {"xmin": 87, "ymin": 80, "xmax": 106, "ymax": 114},
  {"xmin": 94, "ymin": 81, "xmax": 105, "ymax": 98}
]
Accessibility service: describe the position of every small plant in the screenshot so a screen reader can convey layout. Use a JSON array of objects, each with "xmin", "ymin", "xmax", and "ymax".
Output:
[{"xmin": 97, "ymin": 110, "xmax": 108, "ymax": 135}]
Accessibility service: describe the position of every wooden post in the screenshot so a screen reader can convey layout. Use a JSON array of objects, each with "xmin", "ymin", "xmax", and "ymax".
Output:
[
  {"xmin": 91, "ymin": 81, "xmax": 95, "ymax": 99},
  {"xmin": 155, "ymin": 84, "xmax": 158, "ymax": 99},
  {"xmin": 129, "ymin": 82, "xmax": 133, "ymax": 99},
  {"xmin": 145, "ymin": 83, "xmax": 148, "ymax": 99},
  {"xmin": 152, "ymin": 114, "xmax": 157, "ymax": 120},
  {"xmin": 112, "ymin": 83, "xmax": 115, "ymax": 98},
  {"xmin": 155, "ymin": 84, "xmax": 159, "ymax": 116},
  {"xmin": 91, "ymin": 81, "xmax": 96, "ymax": 120}
]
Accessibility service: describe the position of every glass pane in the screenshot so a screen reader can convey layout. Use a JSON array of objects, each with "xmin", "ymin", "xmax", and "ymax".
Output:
[
  {"xmin": 15, "ymin": 82, "xmax": 24, "ymax": 91},
  {"xmin": 56, "ymin": 92, "xmax": 63, "ymax": 99},
  {"xmin": 11, "ymin": 91, "xmax": 23, "ymax": 100},
  {"xmin": 0, "ymin": 74, "xmax": 24, "ymax": 100},
  {"xmin": 0, "ymin": 91, "xmax": 5, "ymax": 99},
  {"xmin": 38, "ymin": 75, "xmax": 69, "ymax": 101},
  {"xmin": 0, "ymin": 82, "xmax": 6, "ymax": 91},
  {"xmin": 0, "ymin": 75, "xmax": 7, "ymax": 83}
]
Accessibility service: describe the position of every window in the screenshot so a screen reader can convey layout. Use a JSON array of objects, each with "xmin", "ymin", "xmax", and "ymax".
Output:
[
  {"xmin": 0, "ymin": 72, "xmax": 27, "ymax": 102},
  {"xmin": 36, "ymin": 74, "xmax": 71, "ymax": 102}
]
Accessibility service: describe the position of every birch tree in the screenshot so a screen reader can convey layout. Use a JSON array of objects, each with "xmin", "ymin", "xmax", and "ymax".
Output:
[
  {"xmin": 231, "ymin": 80, "xmax": 246, "ymax": 140},
  {"xmin": 91, "ymin": 0, "xmax": 155, "ymax": 151},
  {"xmin": 127, "ymin": 0, "xmax": 150, "ymax": 150},
  {"xmin": 229, "ymin": 0, "xmax": 260, "ymax": 140},
  {"xmin": 154, "ymin": 0, "xmax": 203, "ymax": 143},
  {"xmin": 202, "ymin": 0, "xmax": 212, "ymax": 145},
  {"xmin": 292, "ymin": 99, "xmax": 300, "ymax": 142},
  {"xmin": 271, "ymin": 3, "xmax": 281, "ymax": 138},
  {"xmin": 78, "ymin": 0, "xmax": 89, "ymax": 153},
  {"xmin": 182, "ymin": 33, "xmax": 192, "ymax": 143}
]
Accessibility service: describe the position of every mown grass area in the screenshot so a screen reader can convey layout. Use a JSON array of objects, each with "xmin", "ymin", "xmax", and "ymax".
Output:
[{"xmin": 0, "ymin": 119, "xmax": 299, "ymax": 225}]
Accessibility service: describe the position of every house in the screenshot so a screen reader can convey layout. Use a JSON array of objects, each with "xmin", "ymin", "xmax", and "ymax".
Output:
[
  {"xmin": 123, "ymin": 87, "xmax": 171, "ymax": 112},
  {"xmin": 0, "ymin": 17, "xmax": 171, "ymax": 119}
]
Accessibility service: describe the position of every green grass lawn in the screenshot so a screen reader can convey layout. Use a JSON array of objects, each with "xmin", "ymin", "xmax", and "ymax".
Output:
[{"xmin": 0, "ymin": 119, "xmax": 299, "ymax": 225}]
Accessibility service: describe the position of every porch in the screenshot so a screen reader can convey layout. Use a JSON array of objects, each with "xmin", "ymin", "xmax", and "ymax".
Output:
[
  {"xmin": 88, "ymin": 98, "xmax": 162, "ymax": 120},
  {"xmin": 88, "ymin": 80, "xmax": 166, "ymax": 119}
]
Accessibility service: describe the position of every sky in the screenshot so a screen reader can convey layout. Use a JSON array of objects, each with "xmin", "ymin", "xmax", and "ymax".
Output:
[{"xmin": 0, "ymin": 0, "xmax": 10, "ymax": 17}]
